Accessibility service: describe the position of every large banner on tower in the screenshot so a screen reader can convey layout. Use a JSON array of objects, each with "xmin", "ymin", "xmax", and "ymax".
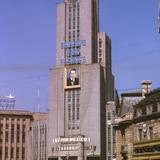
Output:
[{"xmin": 64, "ymin": 65, "xmax": 81, "ymax": 89}]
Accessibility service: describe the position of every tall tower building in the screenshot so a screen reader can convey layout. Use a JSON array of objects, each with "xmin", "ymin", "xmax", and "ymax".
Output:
[{"xmin": 48, "ymin": 0, "xmax": 114, "ymax": 160}]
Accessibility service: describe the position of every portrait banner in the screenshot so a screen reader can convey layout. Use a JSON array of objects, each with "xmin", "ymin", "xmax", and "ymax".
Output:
[{"xmin": 64, "ymin": 65, "xmax": 81, "ymax": 89}]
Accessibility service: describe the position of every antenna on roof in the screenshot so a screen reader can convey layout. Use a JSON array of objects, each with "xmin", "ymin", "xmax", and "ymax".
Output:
[{"xmin": 35, "ymin": 77, "xmax": 40, "ymax": 113}]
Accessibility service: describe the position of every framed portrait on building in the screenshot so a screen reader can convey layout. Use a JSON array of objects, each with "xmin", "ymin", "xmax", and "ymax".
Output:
[{"xmin": 64, "ymin": 65, "xmax": 81, "ymax": 89}]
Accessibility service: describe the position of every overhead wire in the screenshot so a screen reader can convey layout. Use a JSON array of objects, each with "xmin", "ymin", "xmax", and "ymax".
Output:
[{"xmin": 0, "ymin": 73, "xmax": 51, "ymax": 87}]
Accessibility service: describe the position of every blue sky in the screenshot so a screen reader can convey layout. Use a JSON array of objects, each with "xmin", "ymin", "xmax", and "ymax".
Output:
[{"xmin": 0, "ymin": 0, "xmax": 159, "ymax": 111}]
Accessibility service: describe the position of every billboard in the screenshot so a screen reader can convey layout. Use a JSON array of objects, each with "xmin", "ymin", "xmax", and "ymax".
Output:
[
  {"xmin": 0, "ymin": 95, "xmax": 16, "ymax": 109},
  {"xmin": 60, "ymin": 40, "xmax": 86, "ymax": 65},
  {"xmin": 64, "ymin": 65, "xmax": 81, "ymax": 89}
]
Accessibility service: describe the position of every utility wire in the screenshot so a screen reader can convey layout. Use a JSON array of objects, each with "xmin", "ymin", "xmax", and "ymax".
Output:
[{"xmin": 0, "ymin": 73, "xmax": 50, "ymax": 87}]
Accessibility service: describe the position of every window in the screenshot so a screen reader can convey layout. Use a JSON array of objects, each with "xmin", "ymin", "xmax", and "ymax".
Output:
[
  {"xmin": 6, "ymin": 124, "xmax": 9, "ymax": 129},
  {"xmin": 139, "ymin": 129, "xmax": 142, "ymax": 141},
  {"xmin": 146, "ymin": 104, "xmax": 153, "ymax": 114},
  {"xmin": 0, "ymin": 147, "xmax": 2, "ymax": 159},
  {"xmin": 149, "ymin": 127, "xmax": 153, "ymax": 139},
  {"xmin": 108, "ymin": 126, "xmax": 111, "ymax": 141},
  {"xmin": 11, "ymin": 147, "xmax": 14, "ymax": 158},
  {"xmin": 99, "ymin": 53, "xmax": 102, "ymax": 57},
  {"xmin": 69, "ymin": 6, "xmax": 71, "ymax": 12},
  {"xmin": 99, "ymin": 58, "xmax": 102, "ymax": 63},
  {"xmin": 0, "ymin": 123, "xmax": 3, "ymax": 142},
  {"xmin": 68, "ymin": 104, "xmax": 71, "ymax": 121},
  {"xmin": 72, "ymin": 126, "xmax": 75, "ymax": 130},
  {"xmin": 17, "ymin": 124, "xmax": 20, "ymax": 143},
  {"xmin": 108, "ymin": 112, "xmax": 111, "ymax": 120},
  {"xmin": 136, "ymin": 108, "xmax": 142, "ymax": 117},
  {"xmin": 5, "ymin": 131, "xmax": 8, "ymax": 142},
  {"xmin": 68, "ymin": 32, "xmax": 71, "ymax": 40},
  {"xmin": 158, "ymin": 102, "xmax": 160, "ymax": 112},
  {"xmin": 11, "ymin": 124, "xmax": 14, "ymax": 143},
  {"xmin": 22, "ymin": 147, "xmax": 25, "ymax": 158},
  {"xmin": 153, "ymin": 103, "xmax": 157, "ymax": 112},
  {"xmin": 99, "ymin": 49, "xmax": 102, "ymax": 54},
  {"xmin": 16, "ymin": 147, "xmax": 19, "ymax": 158},
  {"xmin": 72, "ymin": 104, "xmax": 75, "ymax": 120},
  {"xmin": 22, "ymin": 124, "xmax": 25, "ymax": 132},
  {"xmin": 77, "ymin": 104, "xmax": 80, "ymax": 120},
  {"xmin": 22, "ymin": 132, "xmax": 25, "ymax": 143},
  {"xmin": 5, "ymin": 147, "xmax": 8, "ymax": 158},
  {"xmin": 99, "ymin": 39, "xmax": 102, "ymax": 48},
  {"xmin": 66, "ymin": 90, "xmax": 80, "ymax": 131},
  {"xmin": 73, "ymin": 4, "xmax": 76, "ymax": 8}
]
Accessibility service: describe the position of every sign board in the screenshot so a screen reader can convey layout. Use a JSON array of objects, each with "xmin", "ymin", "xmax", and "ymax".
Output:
[
  {"xmin": 60, "ymin": 40, "xmax": 86, "ymax": 65},
  {"xmin": 61, "ymin": 40, "xmax": 86, "ymax": 49},
  {"xmin": 53, "ymin": 137, "xmax": 90, "ymax": 143},
  {"xmin": 64, "ymin": 65, "xmax": 81, "ymax": 89},
  {"xmin": 0, "ymin": 95, "xmax": 16, "ymax": 109}
]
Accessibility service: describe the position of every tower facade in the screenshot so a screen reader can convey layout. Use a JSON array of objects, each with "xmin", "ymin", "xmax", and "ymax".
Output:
[{"xmin": 48, "ymin": 0, "xmax": 114, "ymax": 160}]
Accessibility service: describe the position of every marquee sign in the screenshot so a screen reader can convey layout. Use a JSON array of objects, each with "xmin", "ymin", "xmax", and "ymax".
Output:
[
  {"xmin": 53, "ymin": 137, "xmax": 90, "ymax": 143},
  {"xmin": 54, "ymin": 144, "xmax": 79, "ymax": 152},
  {"xmin": 60, "ymin": 145, "xmax": 79, "ymax": 151}
]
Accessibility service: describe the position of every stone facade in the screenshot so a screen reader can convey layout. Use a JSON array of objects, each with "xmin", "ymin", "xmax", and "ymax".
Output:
[
  {"xmin": 0, "ymin": 110, "xmax": 33, "ymax": 160},
  {"xmin": 114, "ymin": 89, "xmax": 160, "ymax": 160}
]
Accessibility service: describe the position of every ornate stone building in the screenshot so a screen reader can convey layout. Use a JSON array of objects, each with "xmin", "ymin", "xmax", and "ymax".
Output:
[{"xmin": 114, "ymin": 89, "xmax": 160, "ymax": 160}]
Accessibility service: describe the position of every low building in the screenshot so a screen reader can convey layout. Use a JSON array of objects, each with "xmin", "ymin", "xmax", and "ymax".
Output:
[
  {"xmin": 0, "ymin": 110, "xmax": 33, "ymax": 160},
  {"xmin": 30, "ymin": 112, "xmax": 48, "ymax": 160},
  {"xmin": 114, "ymin": 89, "xmax": 160, "ymax": 160},
  {"xmin": 106, "ymin": 101, "xmax": 116, "ymax": 160}
]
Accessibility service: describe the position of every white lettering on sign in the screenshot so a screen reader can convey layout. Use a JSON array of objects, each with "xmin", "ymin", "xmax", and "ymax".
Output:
[
  {"xmin": 53, "ymin": 137, "xmax": 91, "ymax": 143},
  {"xmin": 61, "ymin": 40, "xmax": 86, "ymax": 49},
  {"xmin": 60, "ymin": 56, "xmax": 85, "ymax": 65},
  {"xmin": 60, "ymin": 146, "xmax": 79, "ymax": 151},
  {"xmin": 66, "ymin": 48, "xmax": 80, "ymax": 56}
]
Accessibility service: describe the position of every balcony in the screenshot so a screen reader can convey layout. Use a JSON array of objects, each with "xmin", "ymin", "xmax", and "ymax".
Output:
[
  {"xmin": 133, "ymin": 133, "xmax": 160, "ymax": 159},
  {"xmin": 135, "ymin": 132, "xmax": 160, "ymax": 144}
]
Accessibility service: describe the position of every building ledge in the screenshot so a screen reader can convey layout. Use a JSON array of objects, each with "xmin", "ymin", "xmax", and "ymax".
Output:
[
  {"xmin": 134, "ymin": 139, "xmax": 160, "ymax": 147},
  {"xmin": 133, "ymin": 152, "xmax": 160, "ymax": 160}
]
